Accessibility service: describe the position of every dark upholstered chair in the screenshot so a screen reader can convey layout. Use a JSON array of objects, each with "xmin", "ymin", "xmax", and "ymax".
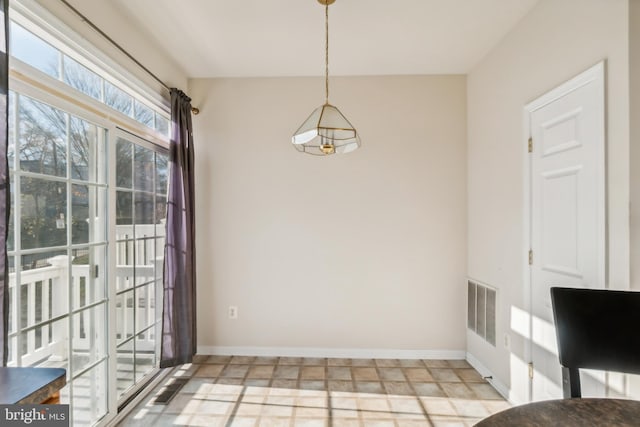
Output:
[{"xmin": 550, "ymin": 286, "xmax": 640, "ymax": 398}]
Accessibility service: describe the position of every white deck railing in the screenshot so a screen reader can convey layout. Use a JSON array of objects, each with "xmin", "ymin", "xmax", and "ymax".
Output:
[{"xmin": 9, "ymin": 225, "xmax": 164, "ymax": 367}]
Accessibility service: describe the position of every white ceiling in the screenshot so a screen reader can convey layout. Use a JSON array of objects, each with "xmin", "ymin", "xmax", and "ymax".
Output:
[{"xmin": 68, "ymin": 0, "xmax": 539, "ymax": 78}]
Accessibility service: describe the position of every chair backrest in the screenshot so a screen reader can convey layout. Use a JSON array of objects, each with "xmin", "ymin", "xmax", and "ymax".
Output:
[{"xmin": 550, "ymin": 286, "xmax": 640, "ymax": 397}]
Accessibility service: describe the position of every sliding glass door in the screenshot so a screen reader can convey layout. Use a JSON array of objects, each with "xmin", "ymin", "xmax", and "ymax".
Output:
[
  {"xmin": 7, "ymin": 92, "xmax": 168, "ymax": 426},
  {"xmin": 114, "ymin": 134, "xmax": 167, "ymax": 400},
  {"xmin": 8, "ymin": 91, "xmax": 109, "ymax": 425}
]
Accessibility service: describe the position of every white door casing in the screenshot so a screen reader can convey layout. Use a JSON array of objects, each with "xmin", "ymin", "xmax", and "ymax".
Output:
[{"xmin": 524, "ymin": 62, "xmax": 606, "ymax": 401}]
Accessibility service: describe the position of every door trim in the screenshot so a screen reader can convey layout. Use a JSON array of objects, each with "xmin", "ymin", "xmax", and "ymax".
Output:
[{"xmin": 522, "ymin": 60, "xmax": 607, "ymax": 402}]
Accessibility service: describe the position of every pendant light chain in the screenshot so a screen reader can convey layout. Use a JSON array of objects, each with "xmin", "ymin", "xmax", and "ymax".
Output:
[{"xmin": 325, "ymin": 1, "xmax": 329, "ymax": 105}]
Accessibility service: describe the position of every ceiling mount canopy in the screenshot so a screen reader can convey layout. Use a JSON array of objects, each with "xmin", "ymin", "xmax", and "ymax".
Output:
[{"xmin": 291, "ymin": 0, "xmax": 361, "ymax": 156}]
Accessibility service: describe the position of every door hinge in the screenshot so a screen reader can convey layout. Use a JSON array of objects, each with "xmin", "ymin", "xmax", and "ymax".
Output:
[
  {"xmin": 528, "ymin": 362, "xmax": 534, "ymax": 379},
  {"xmin": 528, "ymin": 137, "xmax": 533, "ymax": 153},
  {"xmin": 94, "ymin": 265, "xmax": 99, "ymax": 278},
  {"xmin": 528, "ymin": 249, "xmax": 533, "ymax": 265}
]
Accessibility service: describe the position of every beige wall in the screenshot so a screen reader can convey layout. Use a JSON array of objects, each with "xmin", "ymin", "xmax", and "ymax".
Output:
[
  {"xmin": 467, "ymin": 0, "xmax": 629, "ymax": 402},
  {"xmin": 190, "ymin": 75, "xmax": 467, "ymax": 355}
]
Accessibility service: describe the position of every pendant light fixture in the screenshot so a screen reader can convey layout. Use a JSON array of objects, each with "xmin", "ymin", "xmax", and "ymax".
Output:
[{"xmin": 292, "ymin": 0, "xmax": 361, "ymax": 156}]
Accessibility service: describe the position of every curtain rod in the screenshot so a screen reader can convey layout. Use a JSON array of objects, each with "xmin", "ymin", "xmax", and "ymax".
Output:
[{"xmin": 58, "ymin": 0, "xmax": 200, "ymax": 115}]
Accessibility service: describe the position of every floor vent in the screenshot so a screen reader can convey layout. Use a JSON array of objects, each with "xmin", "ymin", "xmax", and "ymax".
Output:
[
  {"xmin": 467, "ymin": 279, "xmax": 496, "ymax": 346},
  {"xmin": 152, "ymin": 378, "xmax": 189, "ymax": 405}
]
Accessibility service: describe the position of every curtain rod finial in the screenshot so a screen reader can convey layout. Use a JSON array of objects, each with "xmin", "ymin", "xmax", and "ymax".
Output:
[{"xmin": 191, "ymin": 107, "xmax": 200, "ymax": 115}]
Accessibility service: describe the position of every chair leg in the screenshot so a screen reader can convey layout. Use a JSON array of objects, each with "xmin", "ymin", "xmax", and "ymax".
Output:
[{"xmin": 562, "ymin": 367, "xmax": 581, "ymax": 398}]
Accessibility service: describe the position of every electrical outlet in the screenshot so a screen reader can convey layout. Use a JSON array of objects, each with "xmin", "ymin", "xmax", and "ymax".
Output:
[
  {"xmin": 228, "ymin": 306, "xmax": 238, "ymax": 320},
  {"xmin": 504, "ymin": 333, "xmax": 510, "ymax": 350}
]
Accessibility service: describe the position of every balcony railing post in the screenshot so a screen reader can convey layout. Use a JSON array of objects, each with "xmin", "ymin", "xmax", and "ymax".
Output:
[{"xmin": 48, "ymin": 255, "xmax": 70, "ymax": 362}]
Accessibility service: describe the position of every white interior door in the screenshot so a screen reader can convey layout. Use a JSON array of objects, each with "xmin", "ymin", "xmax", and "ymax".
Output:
[{"xmin": 526, "ymin": 62, "xmax": 605, "ymax": 401}]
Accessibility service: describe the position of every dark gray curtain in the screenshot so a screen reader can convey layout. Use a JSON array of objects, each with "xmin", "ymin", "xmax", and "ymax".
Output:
[
  {"xmin": 160, "ymin": 89, "xmax": 196, "ymax": 368},
  {"xmin": 0, "ymin": 0, "xmax": 10, "ymax": 367}
]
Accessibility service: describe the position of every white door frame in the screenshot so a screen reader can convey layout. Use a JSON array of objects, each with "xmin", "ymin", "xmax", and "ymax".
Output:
[{"xmin": 522, "ymin": 60, "xmax": 607, "ymax": 401}]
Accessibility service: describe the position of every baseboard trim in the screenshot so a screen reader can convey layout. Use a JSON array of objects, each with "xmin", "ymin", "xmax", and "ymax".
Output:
[
  {"xmin": 197, "ymin": 346, "xmax": 466, "ymax": 360},
  {"xmin": 466, "ymin": 351, "xmax": 511, "ymax": 401}
]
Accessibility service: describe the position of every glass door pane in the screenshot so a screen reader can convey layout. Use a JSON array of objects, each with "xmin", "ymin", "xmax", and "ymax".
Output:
[
  {"xmin": 115, "ymin": 136, "xmax": 167, "ymax": 402},
  {"xmin": 9, "ymin": 92, "xmax": 109, "ymax": 426}
]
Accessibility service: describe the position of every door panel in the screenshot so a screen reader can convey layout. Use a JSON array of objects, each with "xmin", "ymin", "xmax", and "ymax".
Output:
[{"xmin": 527, "ymin": 63, "xmax": 605, "ymax": 401}]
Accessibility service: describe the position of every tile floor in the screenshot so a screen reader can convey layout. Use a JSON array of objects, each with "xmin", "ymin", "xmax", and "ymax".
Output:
[{"xmin": 118, "ymin": 355, "xmax": 510, "ymax": 427}]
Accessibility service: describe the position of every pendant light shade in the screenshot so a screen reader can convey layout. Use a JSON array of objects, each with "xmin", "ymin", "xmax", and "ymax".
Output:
[
  {"xmin": 292, "ymin": 104, "xmax": 360, "ymax": 155},
  {"xmin": 292, "ymin": 0, "xmax": 361, "ymax": 156}
]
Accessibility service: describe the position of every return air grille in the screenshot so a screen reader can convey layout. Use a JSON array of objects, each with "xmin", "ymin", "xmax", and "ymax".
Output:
[{"xmin": 467, "ymin": 279, "xmax": 496, "ymax": 346}]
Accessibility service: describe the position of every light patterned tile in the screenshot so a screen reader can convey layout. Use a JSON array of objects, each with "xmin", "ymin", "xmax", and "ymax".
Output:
[
  {"xmin": 236, "ymin": 402, "xmax": 263, "ymax": 416},
  {"xmin": 483, "ymin": 399, "xmax": 511, "ymax": 414},
  {"xmin": 355, "ymin": 381, "xmax": 385, "ymax": 394},
  {"xmin": 331, "ymin": 419, "xmax": 360, "ymax": 427},
  {"xmin": 301, "ymin": 366, "xmax": 325, "ymax": 380},
  {"xmin": 182, "ymin": 378, "xmax": 215, "ymax": 394},
  {"xmin": 440, "ymin": 383, "xmax": 476, "ymax": 399},
  {"xmin": 120, "ymin": 357, "xmax": 506, "ymax": 427},
  {"xmin": 450, "ymin": 399, "xmax": 489, "ymax": 418},
  {"xmin": 230, "ymin": 356, "xmax": 256, "ymax": 365},
  {"xmin": 404, "ymin": 368, "xmax": 433, "ymax": 382},
  {"xmin": 328, "ymin": 358, "xmax": 352, "ymax": 367},
  {"xmin": 247, "ymin": 365, "xmax": 275, "ymax": 379},
  {"xmin": 359, "ymin": 397, "xmax": 390, "ymax": 410},
  {"xmin": 361, "ymin": 420, "xmax": 395, "ymax": 427},
  {"xmin": 375, "ymin": 359, "xmax": 400, "ymax": 368},
  {"xmin": 447, "ymin": 360, "xmax": 471, "ymax": 369},
  {"xmin": 261, "ymin": 400, "xmax": 294, "ymax": 417},
  {"xmin": 192, "ymin": 355, "xmax": 209, "ymax": 364},
  {"xmin": 398, "ymin": 421, "xmax": 433, "ymax": 427},
  {"xmin": 299, "ymin": 380, "xmax": 326, "ymax": 391},
  {"xmin": 383, "ymin": 381, "xmax": 414, "ymax": 396},
  {"xmin": 353, "ymin": 368, "xmax": 379, "ymax": 381},
  {"xmin": 430, "ymin": 368, "xmax": 462, "ymax": 382},
  {"xmin": 388, "ymin": 397, "xmax": 423, "ymax": 416},
  {"xmin": 331, "ymin": 397, "xmax": 358, "ymax": 410},
  {"xmin": 257, "ymin": 417, "xmax": 290, "ymax": 427},
  {"xmin": 222, "ymin": 417, "xmax": 258, "ymax": 427},
  {"xmin": 270, "ymin": 379, "xmax": 299, "ymax": 393},
  {"xmin": 163, "ymin": 392, "xmax": 200, "ymax": 414},
  {"xmin": 421, "ymin": 397, "xmax": 457, "ymax": 416},
  {"xmin": 198, "ymin": 399, "xmax": 235, "ymax": 415},
  {"xmin": 245, "ymin": 380, "xmax": 271, "ymax": 389},
  {"xmin": 328, "ymin": 367, "xmax": 352, "ymax": 381},
  {"xmin": 217, "ymin": 377, "xmax": 245, "ymax": 385},
  {"xmin": 399, "ymin": 359, "xmax": 426, "ymax": 368},
  {"xmin": 429, "ymin": 416, "xmax": 466, "ymax": 427},
  {"xmin": 194, "ymin": 364, "xmax": 225, "ymax": 378},
  {"xmin": 274, "ymin": 366, "xmax": 300, "ymax": 380},
  {"xmin": 254, "ymin": 357, "xmax": 279, "ymax": 365},
  {"xmin": 423, "ymin": 360, "xmax": 449, "ymax": 368},
  {"xmin": 456, "ymin": 369, "xmax": 484, "ymax": 383},
  {"xmin": 291, "ymin": 419, "xmax": 327, "ymax": 427},
  {"xmin": 278, "ymin": 357, "xmax": 303, "ymax": 365},
  {"xmin": 171, "ymin": 364, "xmax": 198, "ymax": 377},
  {"xmin": 468, "ymin": 383, "xmax": 504, "ymax": 400},
  {"xmin": 351, "ymin": 358, "xmax": 376, "ymax": 367},
  {"xmin": 412, "ymin": 382, "xmax": 446, "ymax": 398},
  {"xmin": 378, "ymin": 368, "xmax": 405, "ymax": 382},
  {"xmin": 302, "ymin": 358, "xmax": 327, "ymax": 366},
  {"xmin": 221, "ymin": 364, "xmax": 250, "ymax": 378},
  {"xmin": 328, "ymin": 381, "xmax": 354, "ymax": 392},
  {"xmin": 189, "ymin": 414, "xmax": 226, "ymax": 427},
  {"xmin": 206, "ymin": 355, "xmax": 232, "ymax": 364},
  {"xmin": 295, "ymin": 405, "xmax": 328, "ymax": 417}
]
